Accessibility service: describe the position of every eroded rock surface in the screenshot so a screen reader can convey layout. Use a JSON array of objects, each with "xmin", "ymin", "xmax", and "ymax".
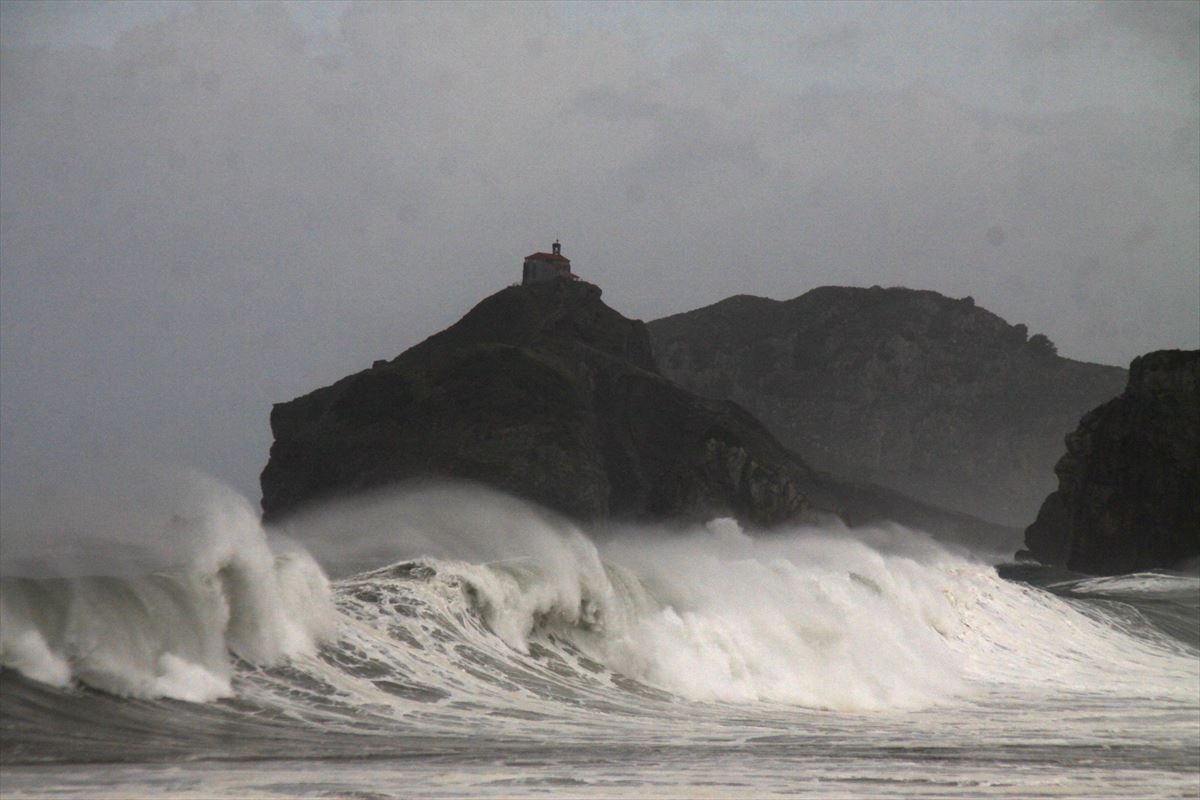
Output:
[
  {"xmin": 648, "ymin": 286, "xmax": 1126, "ymax": 526},
  {"xmin": 261, "ymin": 280, "xmax": 813, "ymax": 527},
  {"xmin": 1024, "ymin": 350, "xmax": 1200, "ymax": 574},
  {"xmin": 261, "ymin": 280, "xmax": 1015, "ymax": 550}
]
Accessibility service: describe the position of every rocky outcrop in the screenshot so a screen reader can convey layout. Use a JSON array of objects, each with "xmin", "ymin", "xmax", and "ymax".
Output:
[
  {"xmin": 260, "ymin": 280, "xmax": 1015, "ymax": 547},
  {"xmin": 1023, "ymin": 350, "xmax": 1200, "ymax": 574},
  {"xmin": 647, "ymin": 286, "xmax": 1127, "ymax": 526},
  {"xmin": 261, "ymin": 280, "xmax": 813, "ymax": 527}
]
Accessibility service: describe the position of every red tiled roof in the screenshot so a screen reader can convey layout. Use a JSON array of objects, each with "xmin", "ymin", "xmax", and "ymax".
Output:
[{"xmin": 525, "ymin": 252, "xmax": 570, "ymax": 262}]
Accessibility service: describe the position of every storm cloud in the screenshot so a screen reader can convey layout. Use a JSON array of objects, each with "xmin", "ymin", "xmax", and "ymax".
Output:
[{"xmin": 1, "ymin": 1, "xmax": 1197, "ymax": 498}]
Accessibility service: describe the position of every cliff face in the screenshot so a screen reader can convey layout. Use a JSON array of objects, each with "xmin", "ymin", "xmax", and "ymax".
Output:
[
  {"xmin": 647, "ymin": 286, "xmax": 1127, "ymax": 526},
  {"xmin": 260, "ymin": 280, "xmax": 813, "ymax": 527},
  {"xmin": 261, "ymin": 280, "xmax": 1016, "ymax": 548},
  {"xmin": 1023, "ymin": 350, "xmax": 1200, "ymax": 575}
]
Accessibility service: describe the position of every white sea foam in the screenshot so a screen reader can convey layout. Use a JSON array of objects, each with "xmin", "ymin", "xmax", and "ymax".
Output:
[
  {"xmin": 0, "ymin": 469, "xmax": 336, "ymax": 701},
  {"xmin": 436, "ymin": 516, "xmax": 1196, "ymax": 711},
  {"xmin": 1064, "ymin": 572, "xmax": 1200, "ymax": 597},
  {"xmin": 274, "ymin": 487, "xmax": 1197, "ymax": 715},
  {"xmin": 3, "ymin": 482, "xmax": 1197, "ymax": 800},
  {"xmin": 3, "ymin": 480, "xmax": 1196, "ymax": 715}
]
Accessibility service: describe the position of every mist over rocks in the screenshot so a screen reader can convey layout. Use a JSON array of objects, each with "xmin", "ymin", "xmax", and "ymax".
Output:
[
  {"xmin": 646, "ymin": 286, "xmax": 1128, "ymax": 526},
  {"xmin": 260, "ymin": 279, "xmax": 1014, "ymax": 548},
  {"xmin": 1023, "ymin": 350, "xmax": 1200, "ymax": 575}
]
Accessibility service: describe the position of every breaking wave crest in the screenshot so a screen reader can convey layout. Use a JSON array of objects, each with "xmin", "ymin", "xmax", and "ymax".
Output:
[
  {"xmin": 2, "ymin": 481, "xmax": 1196, "ymax": 725},
  {"xmin": 0, "ymin": 470, "xmax": 335, "ymax": 701}
]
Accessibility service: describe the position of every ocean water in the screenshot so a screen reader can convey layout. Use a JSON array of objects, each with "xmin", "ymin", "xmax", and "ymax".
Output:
[{"xmin": 2, "ymin": 476, "xmax": 1197, "ymax": 799}]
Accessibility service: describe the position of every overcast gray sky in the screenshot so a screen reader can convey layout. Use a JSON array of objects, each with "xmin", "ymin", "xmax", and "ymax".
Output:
[{"xmin": 1, "ymin": 0, "xmax": 1197, "ymax": 501}]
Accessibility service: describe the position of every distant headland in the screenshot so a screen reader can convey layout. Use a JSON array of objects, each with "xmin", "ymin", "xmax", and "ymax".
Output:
[{"xmin": 259, "ymin": 245, "xmax": 1198, "ymax": 574}]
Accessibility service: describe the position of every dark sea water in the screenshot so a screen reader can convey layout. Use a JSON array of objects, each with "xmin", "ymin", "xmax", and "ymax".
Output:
[{"xmin": 2, "ymin": 479, "xmax": 1197, "ymax": 799}]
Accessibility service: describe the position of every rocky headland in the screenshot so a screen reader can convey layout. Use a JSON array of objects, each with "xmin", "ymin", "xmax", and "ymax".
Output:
[
  {"xmin": 1022, "ymin": 349, "xmax": 1200, "ymax": 575},
  {"xmin": 647, "ymin": 286, "xmax": 1127, "ymax": 526},
  {"xmin": 260, "ymin": 280, "xmax": 1014, "ymax": 548}
]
